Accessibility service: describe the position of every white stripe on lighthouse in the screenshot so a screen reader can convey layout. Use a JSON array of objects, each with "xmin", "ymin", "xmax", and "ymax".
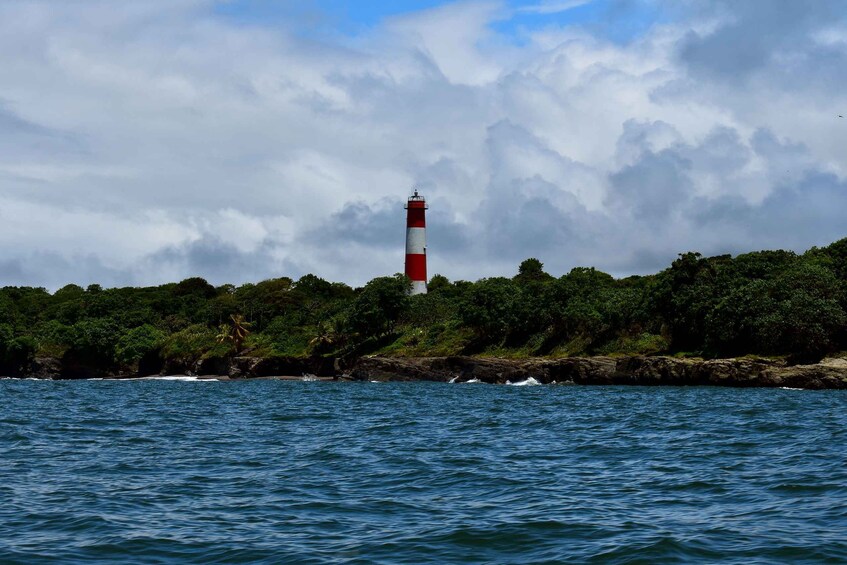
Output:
[
  {"xmin": 405, "ymin": 227, "xmax": 426, "ymax": 255},
  {"xmin": 410, "ymin": 280, "xmax": 428, "ymax": 295}
]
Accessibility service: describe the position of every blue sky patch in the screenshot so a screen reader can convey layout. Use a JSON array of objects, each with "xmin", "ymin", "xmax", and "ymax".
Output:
[{"xmin": 213, "ymin": 0, "xmax": 666, "ymax": 43}]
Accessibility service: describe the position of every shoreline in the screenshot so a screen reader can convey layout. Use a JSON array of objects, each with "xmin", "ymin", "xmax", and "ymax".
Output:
[
  {"xmin": 5, "ymin": 355, "xmax": 847, "ymax": 389},
  {"xmin": 348, "ymin": 355, "xmax": 847, "ymax": 389}
]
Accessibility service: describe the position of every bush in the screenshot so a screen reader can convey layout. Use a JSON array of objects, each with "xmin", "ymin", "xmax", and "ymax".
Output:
[
  {"xmin": 160, "ymin": 324, "xmax": 222, "ymax": 364},
  {"xmin": 0, "ymin": 325, "xmax": 37, "ymax": 369},
  {"xmin": 67, "ymin": 318, "xmax": 121, "ymax": 364},
  {"xmin": 116, "ymin": 325, "xmax": 166, "ymax": 364},
  {"xmin": 348, "ymin": 275, "xmax": 411, "ymax": 339},
  {"xmin": 458, "ymin": 278, "xmax": 518, "ymax": 342}
]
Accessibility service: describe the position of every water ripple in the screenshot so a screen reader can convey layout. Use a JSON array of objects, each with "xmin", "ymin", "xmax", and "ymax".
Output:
[{"xmin": 1, "ymin": 381, "xmax": 846, "ymax": 563}]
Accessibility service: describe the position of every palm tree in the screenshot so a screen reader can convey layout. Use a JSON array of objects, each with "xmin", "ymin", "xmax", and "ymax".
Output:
[
  {"xmin": 309, "ymin": 319, "xmax": 349, "ymax": 354},
  {"xmin": 308, "ymin": 321, "xmax": 336, "ymax": 354},
  {"xmin": 216, "ymin": 314, "xmax": 252, "ymax": 353}
]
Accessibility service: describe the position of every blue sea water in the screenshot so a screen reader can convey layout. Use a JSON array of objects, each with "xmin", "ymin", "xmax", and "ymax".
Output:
[{"xmin": 1, "ymin": 380, "xmax": 846, "ymax": 564}]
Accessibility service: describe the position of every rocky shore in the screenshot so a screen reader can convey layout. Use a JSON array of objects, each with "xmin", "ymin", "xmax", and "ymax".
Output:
[
  {"xmin": 19, "ymin": 355, "xmax": 339, "ymax": 381},
  {"xmin": 349, "ymin": 356, "xmax": 847, "ymax": 389},
  {"xmin": 9, "ymin": 354, "xmax": 847, "ymax": 389}
]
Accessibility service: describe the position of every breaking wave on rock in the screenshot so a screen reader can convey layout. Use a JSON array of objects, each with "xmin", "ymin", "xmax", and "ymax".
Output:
[{"xmin": 506, "ymin": 376, "xmax": 542, "ymax": 386}]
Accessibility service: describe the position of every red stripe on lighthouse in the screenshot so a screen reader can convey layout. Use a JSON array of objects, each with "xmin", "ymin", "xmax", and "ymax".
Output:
[
  {"xmin": 405, "ymin": 253, "xmax": 427, "ymax": 281},
  {"xmin": 406, "ymin": 207, "xmax": 426, "ymax": 228}
]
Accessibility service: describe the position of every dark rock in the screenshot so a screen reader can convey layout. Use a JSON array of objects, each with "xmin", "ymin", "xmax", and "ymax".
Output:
[
  {"xmin": 161, "ymin": 358, "xmax": 193, "ymax": 377},
  {"xmin": 137, "ymin": 351, "xmax": 164, "ymax": 377},
  {"xmin": 553, "ymin": 357, "xmax": 617, "ymax": 385},
  {"xmin": 227, "ymin": 356, "xmax": 338, "ymax": 379},
  {"xmin": 350, "ymin": 356, "xmax": 447, "ymax": 381},
  {"xmin": 59, "ymin": 353, "xmax": 119, "ymax": 379},
  {"xmin": 196, "ymin": 356, "xmax": 230, "ymax": 376},
  {"xmin": 347, "ymin": 355, "xmax": 847, "ymax": 389},
  {"xmin": 10, "ymin": 352, "xmax": 847, "ymax": 388},
  {"xmin": 26, "ymin": 357, "xmax": 62, "ymax": 380}
]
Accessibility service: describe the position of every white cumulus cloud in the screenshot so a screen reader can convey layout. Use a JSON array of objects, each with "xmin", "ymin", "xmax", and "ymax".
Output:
[{"xmin": 0, "ymin": 0, "xmax": 845, "ymax": 289}]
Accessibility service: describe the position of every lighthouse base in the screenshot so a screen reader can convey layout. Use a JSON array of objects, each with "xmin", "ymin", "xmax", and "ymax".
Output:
[{"xmin": 410, "ymin": 280, "xmax": 428, "ymax": 296}]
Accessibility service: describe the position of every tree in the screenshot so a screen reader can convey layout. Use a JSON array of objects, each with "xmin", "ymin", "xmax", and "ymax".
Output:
[
  {"xmin": 0, "ymin": 324, "xmax": 36, "ymax": 371},
  {"xmin": 404, "ymin": 292, "xmax": 453, "ymax": 329},
  {"xmin": 650, "ymin": 253, "xmax": 730, "ymax": 352},
  {"xmin": 294, "ymin": 274, "xmax": 334, "ymax": 297},
  {"xmin": 458, "ymin": 277, "xmax": 518, "ymax": 342},
  {"xmin": 161, "ymin": 324, "xmax": 220, "ymax": 365},
  {"xmin": 428, "ymin": 274, "xmax": 451, "ymax": 294},
  {"xmin": 53, "ymin": 284, "xmax": 85, "ymax": 301},
  {"xmin": 66, "ymin": 318, "xmax": 121, "ymax": 365},
  {"xmin": 216, "ymin": 314, "xmax": 252, "ymax": 353},
  {"xmin": 515, "ymin": 258, "xmax": 553, "ymax": 284},
  {"xmin": 173, "ymin": 277, "xmax": 217, "ymax": 299},
  {"xmin": 116, "ymin": 325, "xmax": 166, "ymax": 365},
  {"xmin": 706, "ymin": 261, "xmax": 845, "ymax": 361},
  {"xmin": 760, "ymin": 262, "xmax": 846, "ymax": 362},
  {"xmin": 348, "ymin": 275, "xmax": 411, "ymax": 340},
  {"xmin": 806, "ymin": 238, "xmax": 847, "ymax": 280},
  {"xmin": 308, "ymin": 319, "xmax": 346, "ymax": 354},
  {"xmin": 263, "ymin": 315, "xmax": 311, "ymax": 356}
]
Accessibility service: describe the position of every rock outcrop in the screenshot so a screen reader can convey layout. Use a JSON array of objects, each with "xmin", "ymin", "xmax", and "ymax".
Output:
[
  {"xmin": 24, "ymin": 357, "xmax": 63, "ymax": 380},
  {"xmin": 8, "ymin": 354, "xmax": 847, "ymax": 389},
  {"xmin": 349, "ymin": 355, "xmax": 847, "ymax": 389},
  {"xmin": 226, "ymin": 356, "xmax": 337, "ymax": 379}
]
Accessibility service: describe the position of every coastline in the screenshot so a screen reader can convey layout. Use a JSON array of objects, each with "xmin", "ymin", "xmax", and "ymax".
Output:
[
  {"xmin": 7, "ymin": 354, "xmax": 847, "ymax": 389},
  {"xmin": 349, "ymin": 355, "xmax": 847, "ymax": 389}
]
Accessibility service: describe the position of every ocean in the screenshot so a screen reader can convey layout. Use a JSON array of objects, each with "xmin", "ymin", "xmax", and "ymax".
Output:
[{"xmin": 1, "ymin": 379, "xmax": 846, "ymax": 563}]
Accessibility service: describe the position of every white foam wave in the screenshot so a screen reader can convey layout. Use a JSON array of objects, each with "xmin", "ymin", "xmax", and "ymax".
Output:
[
  {"xmin": 1, "ymin": 377, "xmax": 49, "ymax": 381},
  {"xmin": 125, "ymin": 375, "xmax": 218, "ymax": 382},
  {"xmin": 507, "ymin": 376, "xmax": 542, "ymax": 387},
  {"xmin": 449, "ymin": 376, "xmax": 483, "ymax": 384},
  {"xmin": 158, "ymin": 376, "xmax": 202, "ymax": 381}
]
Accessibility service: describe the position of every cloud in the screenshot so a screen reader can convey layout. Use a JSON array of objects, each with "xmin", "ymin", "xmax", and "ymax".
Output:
[
  {"xmin": 0, "ymin": 0, "xmax": 845, "ymax": 289},
  {"xmin": 677, "ymin": 0, "xmax": 844, "ymax": 80},
  {"xmin": 515, "ymin": 1, "xmax": 594, "ymax": 16}
]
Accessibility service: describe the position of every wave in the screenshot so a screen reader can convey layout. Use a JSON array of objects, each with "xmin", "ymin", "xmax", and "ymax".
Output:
[
  {"xmin": 449, "ymin": 376, "xmax": 483, "ymax": 384},
  {"xmin": 119, "ymin": 375, "xmax": 219, "ymax": 382},
  {"xmin": 507, "ymin": 376, "xmax": 542, "ymax": 387},
  {"xmin": 2, "ymin": 380, "xmax": 845, "ymax": 563},
  {"xmin": 155, "ymin": 376, "xmax": 222, "ymax": 382}
]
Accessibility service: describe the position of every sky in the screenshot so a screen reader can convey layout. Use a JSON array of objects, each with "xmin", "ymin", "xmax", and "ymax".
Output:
[{"xmin": 0, "ymin": 0, "xmax": 846, "ymax": 290}]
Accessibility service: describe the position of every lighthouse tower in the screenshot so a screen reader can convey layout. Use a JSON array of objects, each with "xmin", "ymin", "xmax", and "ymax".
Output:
[{"xmin": 405, "ymin": 189, "xmax": 428, "ymax": 295}]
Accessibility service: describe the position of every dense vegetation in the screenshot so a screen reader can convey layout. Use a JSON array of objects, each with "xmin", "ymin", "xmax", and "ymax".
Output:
[{"xmin": 2, "ymin": 239, "xmax": 847, "ymax": 376}]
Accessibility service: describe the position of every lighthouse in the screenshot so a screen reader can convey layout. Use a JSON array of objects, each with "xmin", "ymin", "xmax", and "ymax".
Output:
[{"xmin": 405, "ymin": 189, "xmax": 428, "ymax": 295}]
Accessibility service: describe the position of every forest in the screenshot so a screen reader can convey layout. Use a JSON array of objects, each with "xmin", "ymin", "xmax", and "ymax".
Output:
[{"xmin": 1, "ymin": 238, "xmax": 846, "ymax": 376}]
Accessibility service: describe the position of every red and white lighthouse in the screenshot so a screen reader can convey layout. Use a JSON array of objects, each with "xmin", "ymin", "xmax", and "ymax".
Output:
[{"xmin": 405, "ymin": 189, "xmax": 428, "ymax": 295}]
